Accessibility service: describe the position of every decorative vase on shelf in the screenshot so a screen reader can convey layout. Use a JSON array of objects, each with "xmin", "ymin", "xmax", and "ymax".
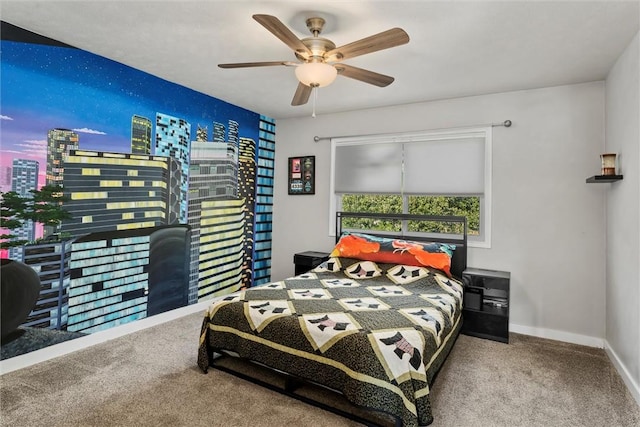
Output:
[
  {"xmin": 0, "ymin": 258, "xmax": 41, "ymax": 342},
  {"xmin": 600, "ymin": 153, "xmax": 617, "ymax": 176}
]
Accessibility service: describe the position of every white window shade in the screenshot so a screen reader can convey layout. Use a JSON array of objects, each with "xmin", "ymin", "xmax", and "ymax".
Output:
[
  {"xmin": 334, "ymin": 142, "xmax": 402, "ymax": 193},
  {"xmin": 403, "ymin": 136, "xmax": 485, "ymax": 194}
]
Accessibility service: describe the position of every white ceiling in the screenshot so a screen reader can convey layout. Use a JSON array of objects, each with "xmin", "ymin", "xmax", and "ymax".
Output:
[{"xmin": 2, "ymin": 1, "xmax": 639, "ymax": 120}]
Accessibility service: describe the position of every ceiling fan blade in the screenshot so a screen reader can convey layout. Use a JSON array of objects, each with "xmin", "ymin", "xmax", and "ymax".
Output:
[
  {"xmin": 335, "ymin": 64, "xmax": 395, "ymax": 87},
  {"xmin": 253, "ymin": 14, "xmax": 312, "ymax": 55},
  {"xmin": 218, "ymin": 61, "xmax": 296, "ymax": 69},
  {"xmin": 326, "ymin": 28, "xmax": 409, "ymax": 61},
  {"xmin": 291, "ymin": 83, "xmax": 312, "ymax": 106}
]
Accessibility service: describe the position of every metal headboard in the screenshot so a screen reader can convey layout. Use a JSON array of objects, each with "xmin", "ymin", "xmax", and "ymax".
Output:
[{"xmin": 335, "ymin": 212, "xmax": 467, "ymax": 279}]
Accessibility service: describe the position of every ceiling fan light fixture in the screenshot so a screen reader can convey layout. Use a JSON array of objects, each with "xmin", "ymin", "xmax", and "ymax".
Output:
[{"xmin": 295, "ymin": 62, "xmax": 337, "ymax": 88}]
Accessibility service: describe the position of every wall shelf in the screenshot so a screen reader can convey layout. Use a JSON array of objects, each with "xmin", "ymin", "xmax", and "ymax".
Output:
[{"xmin": 586, "ymin": 175, "xmax": 623, "ymax": 183}]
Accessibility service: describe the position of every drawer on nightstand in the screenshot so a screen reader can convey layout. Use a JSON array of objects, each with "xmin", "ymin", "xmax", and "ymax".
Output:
[{"xmin": 462, "ymin": 309, "xmax": 509, "ymax": 343}]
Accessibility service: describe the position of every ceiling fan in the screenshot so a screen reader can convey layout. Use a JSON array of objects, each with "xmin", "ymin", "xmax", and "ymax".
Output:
[{"xmin": 218, "ymin": 14, "xmax": 410, "ymax": 107}]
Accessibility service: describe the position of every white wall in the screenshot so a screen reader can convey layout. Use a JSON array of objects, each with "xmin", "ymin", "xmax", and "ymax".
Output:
[
  {"xmin": 604, "ymin": 31, "xmax": 640, "ymax": 404},
  {"xmin": 273, "ymin": 82, "xmax": 606, "ymax": 346}
]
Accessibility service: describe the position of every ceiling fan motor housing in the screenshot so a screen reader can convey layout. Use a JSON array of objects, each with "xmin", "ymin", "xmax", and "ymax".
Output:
[{"xmin": 295, "ymin": 37, "xmax": 337, "ymax": 62}]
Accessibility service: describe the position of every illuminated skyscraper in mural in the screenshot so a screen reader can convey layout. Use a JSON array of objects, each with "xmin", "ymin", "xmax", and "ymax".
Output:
[
  {"xmin": 44, "ymin": 128, "xmax": 79, "ymax": 237},
  {"xmin": 59, "ymin": 150, "xmax": 178, "ymax": 238},
  {"xmin": 212, "ymin": 122, "xmax": 225, "ymax": 142},
  {"xmin": 22, "ymin": 239, "xmax": 74, "ymax": 330},
  {"xmin": 197, "ymin": 198, "xmax": 247, "ymax": 300},
  {"xmin": 228, "ymin": 120, "xmax": 239, "ymax": 145},
  {"xmin": 237, "ymin": 137, "xmax": 257, "ymax": 288},
  {"xmin": 211, "ymin": 120, "xmax": 239, "ymax": 144},
  {"xmin": 186, "ymin": 141, "xmax": 239, "ymax": 303},
  {"xmin": 11, "ymin": 159, "xmax": 40, "ymax": 196},
  {"xmin": 8, "ymin": 159, "xmax": 39, "ymax": 260},
  {"xmin": 68, "ymin": 232, "xmax": 150, "ymax": 333},
  {"xmin": 131, "ymin": 115, "xmax": 152, "ymax": 154},
  {"xmin": 196, "ymin": 125, "xmax": 208, "ymax": 142},
  {"xmin": 253, "ymin": 116, "xmax": 276, "ymax": 285},
  {"xmin": 189, "ymin": 142, "xmax": 238, "ymax": 199},
  {"xmin": 66, "ymin": 225, "xmax": 190, "ymax": 334},
  {"xmin": 46, "ymin": 128, "xmax": 79, "ymax": 186},
  {"xmin": 155, "ymin": 113, "xmax": 191, "ymax": 224}
]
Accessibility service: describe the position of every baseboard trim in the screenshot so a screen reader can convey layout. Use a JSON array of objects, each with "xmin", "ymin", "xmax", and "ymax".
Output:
[
  {"xmin": 0, "ymin": 299, "xmax": 213, "ymax": 375},
  {"xmin": 604, "ymin": 341, "xmax": 640, "ymax": 406},
  {"xmin": 510, "ymin": 323, "xmax": 604, "ymax": 348}
]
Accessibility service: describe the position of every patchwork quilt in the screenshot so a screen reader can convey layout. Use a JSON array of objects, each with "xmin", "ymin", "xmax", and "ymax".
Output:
[{"xmin": 197, "ymin": 257, "xmax": 463, "ymax": 427}]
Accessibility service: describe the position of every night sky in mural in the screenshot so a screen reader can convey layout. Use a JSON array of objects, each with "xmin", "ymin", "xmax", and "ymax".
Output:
[{"xmin": 0, "ymin": 40, "xmax": 259, "ymax": 189}]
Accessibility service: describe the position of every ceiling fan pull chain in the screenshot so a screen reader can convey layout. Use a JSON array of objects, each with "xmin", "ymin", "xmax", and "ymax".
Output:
[{"xmin": 312, "ymin": 85, "xmax": 318, "ymax": 118}]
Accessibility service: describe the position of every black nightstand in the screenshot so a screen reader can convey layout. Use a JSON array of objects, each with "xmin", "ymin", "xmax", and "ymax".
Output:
[
  {"xmin": 293, "ymin": 251, "xmax": 330, "ymax": 275},
  {"xmin": 461, "ymin": 267, "xmax": 510, "ymax": 343}
]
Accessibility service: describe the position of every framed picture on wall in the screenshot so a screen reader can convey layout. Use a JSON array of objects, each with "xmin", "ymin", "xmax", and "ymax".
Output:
[{"xmin": 288, "ymin": 155, "xmax": 315, "ymax": 195}]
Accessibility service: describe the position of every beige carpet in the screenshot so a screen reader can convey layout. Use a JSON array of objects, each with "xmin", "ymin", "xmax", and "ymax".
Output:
[{"xmin": 1, "ymin": 312, "xmax": 638, "ymax": 427}]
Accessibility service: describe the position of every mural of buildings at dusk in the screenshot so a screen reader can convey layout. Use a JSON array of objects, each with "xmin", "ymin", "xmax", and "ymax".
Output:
[{"xmin": 0, "ymin": 26, "xmax": 275, "ymax": 337}]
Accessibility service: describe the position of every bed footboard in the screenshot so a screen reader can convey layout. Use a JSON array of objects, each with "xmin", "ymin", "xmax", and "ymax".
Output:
[{"xmin": 209, "ymin": 352, "xmax": 402, "ymax": 427}]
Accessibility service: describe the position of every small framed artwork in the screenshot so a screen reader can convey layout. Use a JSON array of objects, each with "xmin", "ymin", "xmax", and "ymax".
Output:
[{"xmin": 288, "ymin": 155, "xmax": 315, "ymax": 195}]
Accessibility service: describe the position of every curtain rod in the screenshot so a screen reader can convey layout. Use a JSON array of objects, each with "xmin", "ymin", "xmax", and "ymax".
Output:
[{"xmin": 313, "ymin": 120, "xmax": 512, "ymax": 142}]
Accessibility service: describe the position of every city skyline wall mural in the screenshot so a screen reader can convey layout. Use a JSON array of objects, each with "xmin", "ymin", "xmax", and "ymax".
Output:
[{"xmin": 0, "ymin": 23, "xmax": 275, "ymax": 353}]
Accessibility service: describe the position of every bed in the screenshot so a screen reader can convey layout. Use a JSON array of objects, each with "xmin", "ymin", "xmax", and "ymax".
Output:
[{"xmin": 198, "ymin": 212, "xmax": 467, "ymax": 427}]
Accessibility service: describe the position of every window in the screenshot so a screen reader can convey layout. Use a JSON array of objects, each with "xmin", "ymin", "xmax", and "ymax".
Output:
[
  {"xmin": 340, "ymin": 194, "xmax": 478, "ymax": 236},
  {"xmin": 330, "ymin": 127, "xmax": 492, "ymax": 247}
]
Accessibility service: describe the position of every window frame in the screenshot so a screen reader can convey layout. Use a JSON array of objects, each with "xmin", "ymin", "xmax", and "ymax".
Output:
[{"xmin": 329, "ymin": 126, "xmax": 492, "ymax": 248}]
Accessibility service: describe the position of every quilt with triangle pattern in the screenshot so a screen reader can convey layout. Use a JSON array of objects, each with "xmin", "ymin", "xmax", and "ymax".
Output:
[{"xmin": 198, "ymin": 257, "xmax": 463, "ymax": 427}]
